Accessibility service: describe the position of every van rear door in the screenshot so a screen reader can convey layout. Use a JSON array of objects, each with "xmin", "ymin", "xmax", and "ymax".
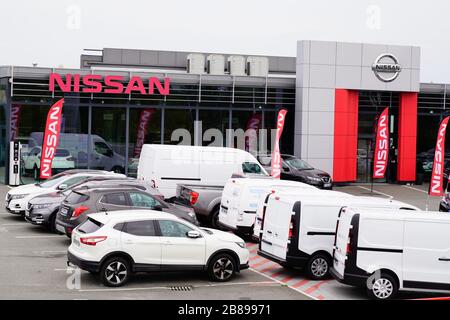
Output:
[
  {"xmin": 219, "ymin": 180, "xmax": 242, "ymax": 230},
  {"xmin": 260, "ymin": 197, "xmax": 293, "ymax": 261},
  {"xmin": 333, "ymin": 208, "xmax": 355, "ymax": 278}
]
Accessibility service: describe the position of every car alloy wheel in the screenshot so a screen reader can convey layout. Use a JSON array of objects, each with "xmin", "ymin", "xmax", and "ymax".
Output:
[
  {"xmin": 213, "ymin": 257, "xmax": 234, "ymax": 281},
  {"xmin": 101, "ymin": 257, "xmax": 130, "ymax": 287},
  {"xmin": 310, "ymin": 257, "xmax": 329, "ymax": 278},
  {"xmin": 372, "ymin": 278, "xmax": 394, "ymax": 300}
]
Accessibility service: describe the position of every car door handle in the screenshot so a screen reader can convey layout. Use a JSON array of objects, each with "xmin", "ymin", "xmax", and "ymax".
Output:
[
  {"xmin": 124, "ymin": 240, "xmax": 134, "ymax": 244},
  {"xmin": 267, "ymin": 230, "xmax": 272, "ymax": 234},
  {"xmin": 163, "ymin": 240, "xmax": 174, "ymax": 245},
  {"xmin": 439, "ymin": 258, "xmax": 450, "ymax": 262}
]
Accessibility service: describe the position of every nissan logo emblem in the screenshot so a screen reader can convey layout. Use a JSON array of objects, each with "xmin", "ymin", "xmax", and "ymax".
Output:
[{"xmin": 372, "ymin": 53, "xmax": 402, "ymax": 82}]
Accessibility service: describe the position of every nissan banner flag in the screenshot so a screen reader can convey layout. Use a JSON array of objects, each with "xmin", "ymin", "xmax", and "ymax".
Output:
[
  {"xmin": 373, "ymin": 107, "xmax": 389, "ymax": 179},
  {"xmin": 39, "ymin": 99, "xmax": 64, "ymax": 179},
  {"xmin": 271, "ymin": 109, "xmax": 288, "ymax": 179},
  {"xmin": 429, "ymin": 116, "xmax": 450, "ymax": 197},
  {"xmin": 133, "ymin": 108, "xmax": 156, "ymax": 158}
]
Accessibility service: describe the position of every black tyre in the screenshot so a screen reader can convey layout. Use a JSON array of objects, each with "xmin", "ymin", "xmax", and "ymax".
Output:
[
  {"xmin": 210, "ymin": 208, "xmax": 224, "ymax": 230},
  {"xmin": 208, "ymin": 254, "xmax": 236, "ymax": 282},
  {"xmin": 366, "ymin": 272, "xmax": 398, "ymax": 300},
  {"xmin": 100, "ymin": 257, "xmax": 131, "ymax": 287},
  {"xmin": 112, "ymin": 166, "xmax": 125, "ymax": 174},
  {"xmin": 306, "ymin": 253, "xmax": 331, "ymax": 280}
]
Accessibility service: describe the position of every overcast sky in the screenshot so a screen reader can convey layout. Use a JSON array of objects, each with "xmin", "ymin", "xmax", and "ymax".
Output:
[{"xmin": 1, "ymin": 0, "xmax": 449, "ymax": 83}]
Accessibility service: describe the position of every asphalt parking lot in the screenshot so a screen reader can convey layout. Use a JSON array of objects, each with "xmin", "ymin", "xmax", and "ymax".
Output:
[{"xmin": 0, "ymin": 183, "xmax": 446, "ymax": 300}]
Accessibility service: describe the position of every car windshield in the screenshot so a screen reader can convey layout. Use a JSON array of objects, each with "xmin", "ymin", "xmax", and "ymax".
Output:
[
  {"xmin": 284, "ymin": 158, "xmax": 314, "ymax": 170},
  {"xmin": 39, "ymin": 176, "xmax": 68, "ymax": 188}
]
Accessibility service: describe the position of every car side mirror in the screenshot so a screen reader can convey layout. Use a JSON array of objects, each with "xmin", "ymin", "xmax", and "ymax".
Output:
[
  {"xmin": 187, "ymin": 230, "xmax": 201, "ymax": 239},
  {"xmin": 153, "ymin": 205, "xmax": 163, "ymax": 211},
  {"xmin": 58, "ymin": 184, "xmax": 68, "ymax": 190}
]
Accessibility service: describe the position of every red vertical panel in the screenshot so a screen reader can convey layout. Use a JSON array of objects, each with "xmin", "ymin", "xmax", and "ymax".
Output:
[
  {"xmin": 397, "ymin": 92, "xmax": 418, "ymax": 182},
  {"xmin": 333, "ymin": 89, "xmax": 359, "ymax": 182}
]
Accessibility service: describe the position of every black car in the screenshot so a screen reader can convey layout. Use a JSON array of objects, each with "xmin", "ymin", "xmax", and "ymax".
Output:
[
  {"xmin": 258, "ymin": 154, "xmax": 333, "ymax": 189},
  {"xmin": 55, "ymin": 186, "xmax": 198, "ymax": 237}
]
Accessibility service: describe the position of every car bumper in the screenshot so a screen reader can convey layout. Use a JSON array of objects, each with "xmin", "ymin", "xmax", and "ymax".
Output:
[
  {"xmin": 239, "ymin": 262, "xmax": 249, "ymax": 271},
  {"xmin": 5, "ymin": 199, "xmax": 27, "ymax": 214},
  {"xmin": 56, "ymin": 219, "xmax": 77, "ymax": 236},
  {"xmin": 25, "ymin": 210, "xmax": 52, "ymax": 225},
  {"xmin": 257, "ymin": 250, "xmax": 308, "ymax": 268},
  {"xmin": 329, "ymin": 267, "xmax": 369, "ymax": 287},
  {"xmin": 67, "ymin": 251, "xmax": 100, "ymax": 273}
]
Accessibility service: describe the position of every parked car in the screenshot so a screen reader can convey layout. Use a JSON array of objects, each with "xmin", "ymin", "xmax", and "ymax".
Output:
[
  {"xmin": 258, "ymin": 191, "xmax": 419, "ymax": 280},
  {"xmin": 258, "ymin": 154, "xmax": 333, "ymax": 189},
  {"xmin": 5, "ymin": 170, "xmax": 124, "ymax": 215},
  {"xmin": 30, "ymin": 132, "xmax": 126, "ymax": 173},
  {"xmin": 218, "ymin": 177, "xmax": 316, "ymax": 236},
  {"xmin": 24, "ymin": 147, "xmax": 76, "ymax": 180},
  {"xmin": 331, "ymin": 207, "xmax": 450, "ymax": 300},
  {"xmin": 56, "ymin": 186, "xmax": 198, "ymax": 237},
  {"xmin": 67, "ymin": 210, "xmax": 249, "ymax": 286},
  {"xmin": 25, "ymin": 175, "xmax": 132, "ymax": 232},
  {"xmin": 138, "ymin": 144, "xmax": 268, "ymax": 198}
]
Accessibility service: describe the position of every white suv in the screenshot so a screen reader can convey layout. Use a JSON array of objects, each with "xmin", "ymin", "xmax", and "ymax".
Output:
[
  {"xmin": 5, "ymin": 170, "xmax": 125, "ymax": 214},
  {"xmin": 68, "ymin": 210, "xmax": 250, "ymax": 287}
]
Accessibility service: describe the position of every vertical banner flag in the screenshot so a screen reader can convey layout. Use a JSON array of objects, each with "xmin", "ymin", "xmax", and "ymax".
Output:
[
  {"xmin": 40, "ymin": 99, "xmax": 64, "ymax": 179},
  {"xmin": 133, "ymin": 108, "xmax": 156, "ymax": 158},
  {"xmin": 245, "ymin": 113, "xmax": 262, "ymax": 152},
  {"xmin": 429, "ymin": 116, "xmax": 450, "ymax": 197},
  {"xmin": 271, "ymin": 109, "xmax": 288, "ymax": 179},
  {"xmin": 10, "ymin": 104, "xmax": 21, "ymax": 141},
  {"xmin": 373, "ymin": 107, "xmax": 390, "ymax": 179}
]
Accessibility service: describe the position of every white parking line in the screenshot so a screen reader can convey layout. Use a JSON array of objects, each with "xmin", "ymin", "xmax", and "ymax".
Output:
[
  {"xmin": 250, "ymin": 268, "xmax": 318, "ymax": 300},
  {"xmin": 403, "ymin": 185, "xmax": 428, "ymax": 194},
  {"xmin": 357, "ymin": 186, "xmax": 394, "ymax": 199},
  {"xmin": 77, "ymin": 281, "xmax": 276, "ymax": 293},
  {"xmin": 15, "ymin": 235, "xmax": 63, "ymax": 239},
  {"xmin": 0, "ymin": 223, "xmax": 25, "ymax": 226}
]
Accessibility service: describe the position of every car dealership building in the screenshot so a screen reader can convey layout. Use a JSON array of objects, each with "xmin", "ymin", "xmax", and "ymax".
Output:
[{"xmin": 0, "ymin": 40, "xmax": 448, "ymax": 185}]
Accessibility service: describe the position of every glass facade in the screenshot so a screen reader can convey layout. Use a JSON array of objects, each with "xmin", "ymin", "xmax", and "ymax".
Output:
[{"xmin": 2, "ymin": 73, "xmax": 295, "ymax": 184}]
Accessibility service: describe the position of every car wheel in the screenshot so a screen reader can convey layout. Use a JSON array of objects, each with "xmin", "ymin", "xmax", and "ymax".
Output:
[
  {"xmin": 210, "ymin": 208, "xmax": 222, "ymax": 230},
  {"xmin": 306, "ymin": 253, "xmax": 330, "ymax": 280},
  {"xmin": 101, "ymin": 257, "xmax": 131, "ymax": 287},
  {"xmin": 208, "ymin": 254, "xmax": 236, "ymax": 282},
  {"xmin": 33, "ymin": 165, "xmax": 39, "ymax": 181},
  {"xmin": 49, "ymin": 214, "xmax": 62, "ymax": 234},
  {"xmin": 367, "ymin": 273, "xmax": 398, "ymax": 300}
]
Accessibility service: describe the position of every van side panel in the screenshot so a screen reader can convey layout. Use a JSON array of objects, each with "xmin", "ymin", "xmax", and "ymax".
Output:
[
  {"xmin": 356, "ymin": 217, "xmax": 404, "ymax": 278},
  {"xmin": 403, "ymin": 220, "xmax": 450, "ymax": 290},
  {"xmin": 299, "ymin": 204, "xmax": 341, "ymax": 256}
]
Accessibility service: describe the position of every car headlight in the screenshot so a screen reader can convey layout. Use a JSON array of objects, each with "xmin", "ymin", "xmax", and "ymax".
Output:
[
  {"xmin": 11, "ymin": 194, "xmax": 29, "ymax": 200},
  {"xmin": 33, "ymin": 203, "xmax": 52, "ymax": 210},
  {"xmin": 235, "ymin": 242, "xmax": 246, "ymax": 249},
  {"xmin": 307, "ymin": 177, "xmax": 321, "ymax": 182}
]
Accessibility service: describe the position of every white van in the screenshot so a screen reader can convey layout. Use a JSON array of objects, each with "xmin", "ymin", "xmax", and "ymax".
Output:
[
  {"xmin": 331, "ymin": 207, "xmax": 450, "ymax": 300},
  {"xmin": 219, "ymin": 178, "xmax": 317, "ymax": 236},
  {"xmin": 258, "ymin": 192, "xmax": 419, "ymax": 280},
  {"xmin": 137, "ymin": 145, "xmax": 268, "ymax": 198},
  {"xmin": 253, "ymin": 189, "xmax": 351, "ymax": 240}
]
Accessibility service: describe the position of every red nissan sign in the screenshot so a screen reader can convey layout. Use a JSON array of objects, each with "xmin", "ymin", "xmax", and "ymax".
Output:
[
  {"xmin": 10, "ymin": 104, "xmax": 21, "ymax": 141},
  {"xmin": 40, "ymin": 99, "xmax": 64, "ymax": 179},
  {"xmin": 429, "ymin": 116, "xmax": 450, "ymax": 197},
  {"xmin": 373, "ymin": 108, "xmax": 389, "ymax": 179},
  {"xmin": 271, "ymin": 109, "xmax": 288, "ymax": 179},
  {"xmin": 133, "ymin": 108, "xmax": 156, "ymax": 158},
  {"xmin": 49, "ymin": 73, "xmax": 170, "ymax": 96}
]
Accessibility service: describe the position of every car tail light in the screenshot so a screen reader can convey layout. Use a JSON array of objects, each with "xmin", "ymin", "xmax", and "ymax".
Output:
[
  {"xmin": 288, "ymin": 215, "xmax": 295, "ymax": 240},
  {"xmin": 71, "ymin": 206, "xmax": 89, "ymax": 219},
  {"xmin": 346, "ymin": 231, "xmax": 353, "ymax": 255},
  {"xmin": 190, "ymin": 191, "xmax": 199, "ymax": 205},
  {"xmin": 80, "ymin": 236, "xmax": 107, "ymax": 246}
]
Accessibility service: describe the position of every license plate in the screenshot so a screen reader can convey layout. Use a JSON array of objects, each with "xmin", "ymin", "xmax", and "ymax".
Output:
[
  {"xmin": 56, "ymin": 224, "xmax": 66, "ymax": 234},
  {"xmin": 60, "ymin": 207, "xmax": 69, "ymax": 216},
  {"xmin": 324, "ymin": 183, "xmax": 332, "ymax": 188}
]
